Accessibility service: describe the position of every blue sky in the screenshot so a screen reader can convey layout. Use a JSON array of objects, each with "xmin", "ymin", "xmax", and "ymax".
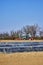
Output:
[{"xmin": 0, "ymin": 0, "xmax": 43, "ymax": 33}]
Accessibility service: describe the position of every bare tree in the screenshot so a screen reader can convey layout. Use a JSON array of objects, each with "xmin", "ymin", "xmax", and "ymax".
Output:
[
  {"xmin": 22, "ymin": 24, "xmax": 40, "ymax": 38},
  {"xmin": 0, "ymin": 24, "xmax": 41, "ymax": 40},
  {"xmin": 1, "ymin": 32, "xmax": 9, "ymax": 39},
  {"xmin": 22, "ymin": 25, "xmax": 30, "ymax": 34},
  {"xmin": 29, "ymin": 24, "xmax": 40, "ymax": 37},
  {"xmin": 39, "ymin": 30, "xmax": 43, "ymax": 37},
  {"xmin": 22, "ymin": 25, "xmax": 30, "ymax": 39},
  {"xmin": 16, "ymin": 30, "xmax": 23, "ymax": 38},
  {"xmin": 10, "ymin": 31, "xmax": 15, "ymax": 39}
]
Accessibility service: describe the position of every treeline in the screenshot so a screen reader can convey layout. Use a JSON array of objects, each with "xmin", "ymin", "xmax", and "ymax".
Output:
[{"xmin": 0, "ymin": 24, "xmax": 43, "ymax": 40}]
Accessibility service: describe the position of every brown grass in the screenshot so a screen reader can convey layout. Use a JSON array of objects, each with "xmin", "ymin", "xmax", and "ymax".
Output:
[
  {"xmin": 0, "ymin": 40, "xmax": 43, "ymax": 42},
  {"xmin": 0, "ymin": 52, "xmax": 43, "ymax": 65}
]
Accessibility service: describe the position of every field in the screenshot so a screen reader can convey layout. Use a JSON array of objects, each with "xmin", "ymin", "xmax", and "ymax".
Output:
[
  {"xmin": 0, "ymin": 40, "xmax": 43, "ymax": 65},
  {"xmin": 0, "ymin": 40, "xmax": 43, "ymax": 42},
  {"xmin": 0, "ymin": 52, "xmax": 43, "ymax": 65}
]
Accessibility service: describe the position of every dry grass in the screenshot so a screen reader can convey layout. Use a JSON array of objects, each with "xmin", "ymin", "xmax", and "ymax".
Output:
[
  {"xmin": 0, "ymin": 40, "xmax": 43, "ymax": 42},
  {"xmin": 0, "ymin": 52, "xmax": 43, "ymax": 65}
]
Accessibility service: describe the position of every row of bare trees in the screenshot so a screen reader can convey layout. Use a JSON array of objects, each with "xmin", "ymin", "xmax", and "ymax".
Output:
[{"xmin": 0, "ymin": 24, "xmax": 43, "ymax": 40}]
